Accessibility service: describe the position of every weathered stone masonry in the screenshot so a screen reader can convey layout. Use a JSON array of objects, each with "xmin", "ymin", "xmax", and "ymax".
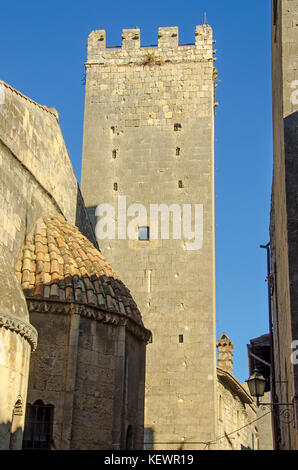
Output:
[
  {"xmin": 0, "ymin": 80, "xmax": 150, "ymax": 450},
  {"xmin": 81, "ymin": 25, "xmax": 218, "ymax": 449}
]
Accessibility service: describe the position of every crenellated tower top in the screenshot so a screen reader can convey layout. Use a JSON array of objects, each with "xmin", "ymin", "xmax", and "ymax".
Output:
[{"xmin": 86, "ymin": 25, "xmax": 215, "ymax": 65}]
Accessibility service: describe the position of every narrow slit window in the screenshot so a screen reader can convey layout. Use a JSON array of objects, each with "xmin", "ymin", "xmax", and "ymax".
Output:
[
  {"xmin": 114, "ymin": 182, "xmax": 118, "ymax": 191},
  {"xmin": 179, "ymin": 334, "xmax": 184, "ymax": 343},
  {"xmin": 176, "ymin": 147, "xmax": 180, "ymax": 156},
  {"xmin": 138, "ymin": 226, "xmax": 150, "ymax": 241},
  {"xmin": 178, "ymin": 180, "xmax": 183, "ymax": 189},
  {"xmin": 112, "ymin": 149, "xmax": 117, "ymax": 159}
]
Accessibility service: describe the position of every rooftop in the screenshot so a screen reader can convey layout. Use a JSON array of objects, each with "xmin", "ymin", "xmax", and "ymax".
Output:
[{"xmin": 15, "ymin": 213, "xmax": 144, "ymax": 326}]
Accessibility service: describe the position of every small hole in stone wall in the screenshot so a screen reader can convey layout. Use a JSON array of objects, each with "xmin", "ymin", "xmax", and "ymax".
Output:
[
  {"xmin": 114, "ymin": 183, "xmax": 118, "ymax": 191},
  {"xmin": 178, "ymin": 180, "xmax": 183, "ymax": 189},
  {"xmin": 174, "ymin": 123, "xmax": 182, "ymax": 131},
  {"xmin": 179, "ymin": 335, "xmax": 184, "ymax": 343},
  {"xmin": 112, "ymin": 150, "xmax": 117, "ymax": 159},
  {"xmin": 176, "ymin": 147, "xmax": 180, "ymax": 156}
]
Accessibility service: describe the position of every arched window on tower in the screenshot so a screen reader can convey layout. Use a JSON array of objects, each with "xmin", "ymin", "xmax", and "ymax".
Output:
[{"xmin": 22, "ymin": 400, "xmax": 54, "ymax": 450}]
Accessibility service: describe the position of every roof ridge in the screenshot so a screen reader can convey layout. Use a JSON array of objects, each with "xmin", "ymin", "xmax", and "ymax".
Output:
[{"xmin": 0, "ymin": 80, "xmax": 59, "ymax": 121}]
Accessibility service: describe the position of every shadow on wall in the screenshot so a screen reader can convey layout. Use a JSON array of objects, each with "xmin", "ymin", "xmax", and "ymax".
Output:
[
  {"xmin": 0, "ymin": 421, "xmax": 23, "ymax": 450},
  {"xmin": 283, "ymin": 110, "xmax": 298, "ymax": 321},
  {"xmin": 284, "ymin": 110, "xmax": 298, "ymax": 150},
  {"xmin": 284, "ymin": 111, "xmax": 298, "ymax": 167},
  {"xmin": 283, "ymin": 110, "xmax": 298, "ymax": 426},
  {"xmin": 75, "ymin": 186, "xmax": 99, "ymax": 250},
  {"xmin": 144, "ymin": 428, "xmax": 154, "ymax": 450}
]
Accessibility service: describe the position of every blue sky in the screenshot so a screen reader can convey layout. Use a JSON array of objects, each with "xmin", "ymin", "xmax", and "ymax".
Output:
[{"xmin": 0, "ymin": 0, "xmax": 273, "ymax": 382}]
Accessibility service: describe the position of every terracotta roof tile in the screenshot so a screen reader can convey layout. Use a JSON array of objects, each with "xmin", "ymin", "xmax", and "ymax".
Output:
[{"xmin": 15, "ymin": 213, "xmax": 143, "ymax": 325}]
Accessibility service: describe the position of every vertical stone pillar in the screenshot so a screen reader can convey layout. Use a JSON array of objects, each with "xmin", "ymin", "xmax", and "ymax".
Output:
[
  {"xmin": 60, "ymin": 312, "xmax": 80, "ymax": 450},
  {"xmin": 216, "ymin": 333, "xmax": 234, "ymax": 375}
]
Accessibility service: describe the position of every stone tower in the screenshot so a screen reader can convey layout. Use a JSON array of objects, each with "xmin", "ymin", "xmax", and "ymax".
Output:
[
  {"xmin": 81, "ymin": 25, "xmax": 217, "ymax": 449},
  {"xmin": 216, "ymin": 333, "xmax": 234, "ymax": 375}
]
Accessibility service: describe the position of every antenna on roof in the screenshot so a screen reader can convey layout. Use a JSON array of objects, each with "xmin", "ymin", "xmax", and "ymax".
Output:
[{"xmin": 204, "ymin": 12, "xmax": 207, "ymax": 24}]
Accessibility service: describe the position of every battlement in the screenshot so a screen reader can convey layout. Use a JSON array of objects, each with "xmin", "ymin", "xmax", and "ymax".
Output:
[
  {"xmin": 87, "ymin": 25, "xmax": 214, "ymax": 64},
  {"xmin": 158, "ymin": 26, "xmax": 179, "ymax": 48},
  {"xmin": 122, "ymin": 28, "xmax": 140, "ymax": 50}
]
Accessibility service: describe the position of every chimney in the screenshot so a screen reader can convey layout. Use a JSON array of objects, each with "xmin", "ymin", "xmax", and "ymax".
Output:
[{"xmin": 216, "ymin": 333, "xmax": 234, "ymax": 374}]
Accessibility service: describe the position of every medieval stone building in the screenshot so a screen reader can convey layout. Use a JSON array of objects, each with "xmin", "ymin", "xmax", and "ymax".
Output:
[
  {"xmin": 81, "ymin": 25, "xmax": 271, "ymax": 450},
  {"xmin": 268, "ymin": 0, "xmax": 298, "ymax": 449},
  {"xmin": 0, "ymin": 80, "xmax": 150, "ymax": 450},
  {"xmin": 216, "ymin": 333, "xmax": 273, "ymax": 450},
  {"xmin": 81, "ymin": 24, "xmax": 217, "ymax": 450},
  {"xmin": 0, "ymin": 21, "xmax": 275, "ymax": 451}
]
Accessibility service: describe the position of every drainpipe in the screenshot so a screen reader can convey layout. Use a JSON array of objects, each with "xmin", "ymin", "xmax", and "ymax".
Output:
[{"xmin": 260, "ymin": 242, "xmax": 280, "ymax": 450}]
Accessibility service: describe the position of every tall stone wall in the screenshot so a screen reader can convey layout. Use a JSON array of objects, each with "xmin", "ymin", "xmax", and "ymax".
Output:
[
  {"xmin": 0, "ymin": 79, "xmax": 97, "ymax": 449},
  {"xmin": 0, "ymin": 80, "xmax": 97, "ymax": 266},
  {"xmin": 270, "ymin": 0, "xmax": 298, "ymax": 449},
  {"xmin": 81, "ymin": 25, "xmax": 217, "ymax": 449}
]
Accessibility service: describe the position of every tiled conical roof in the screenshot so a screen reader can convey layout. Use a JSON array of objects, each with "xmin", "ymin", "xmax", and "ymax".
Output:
[{"xmin": 15, "ymin": 213, "xmax": 143, "ymax": 325}]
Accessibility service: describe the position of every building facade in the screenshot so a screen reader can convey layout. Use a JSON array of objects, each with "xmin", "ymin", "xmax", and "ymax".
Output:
[
  {"xmin": 269, "ymin": 0, "xmax": 298, "ymax": 449},
  {"xmin": 216, "ymin": 333, "xmax": 272, "ymax": 450},
  {"xmin": 81, "ymin": 24, "xmax": 218, "ymax": 449},
  {"xmin": 0, "ymin": 80, "xmax": 150, "ymax": 450},
  {"xmin": 217, "ymin": 334, "xmax": 257, "ymax": 451}
]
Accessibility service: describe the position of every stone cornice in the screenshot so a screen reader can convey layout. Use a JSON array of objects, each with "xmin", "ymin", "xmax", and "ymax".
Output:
[
  {"xmin": 27, "ymin": 298, "xmax": 152, "ymax": 343},
  {"xmin": 217, "ymin": 367, "xmax": 255, "ymax": 409},
  {"xmin": 0, "ymin": 314, "xmax": 38, "ymax": 351}
]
